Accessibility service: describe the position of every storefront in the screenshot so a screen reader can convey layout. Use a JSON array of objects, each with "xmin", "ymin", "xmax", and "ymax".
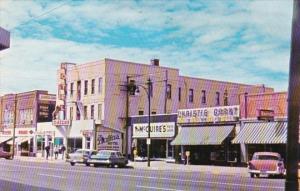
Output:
[
  {"xmin": 232, "ymin": 121, "xmax": 287, "ymax": 163},
  {"xmin": 130, "ymin": 114, "xmax": 177, "ymax": 160},
  {"xmin": 172, "ymin": 105, "xmax": 240, "ymax": 165}
]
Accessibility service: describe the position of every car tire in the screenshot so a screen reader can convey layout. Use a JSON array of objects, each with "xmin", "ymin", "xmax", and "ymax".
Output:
[
  {"xmin": 70, "ymin": 162, "xmax": 75, "ymax": 166},
  {"xmin": 85, "ymin": 163, "xmax": 90, "ymax": 166},
  {"xmin": 250, "ymin": 173, "xmax": 254, "ymax": 178},
  {"xmin": 255, "ymin": 174, "xmax": 259, "ymax": 178}
]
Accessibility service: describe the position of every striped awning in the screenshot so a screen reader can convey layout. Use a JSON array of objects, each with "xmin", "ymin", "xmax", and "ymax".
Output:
[
  {"xmin": 171, "ymin": 125, "xmax": 234, "ymax": 145},
  {"xmin": 0, "ymin": 137, "xmax": 12, "ymax": 144},
  {"xmin": 7, "ymin": 137, "xmax": 32, "ymax": 145},
  {"xmin": 232, "ymin": 122, "xmax": 287, "ymax": 144}
]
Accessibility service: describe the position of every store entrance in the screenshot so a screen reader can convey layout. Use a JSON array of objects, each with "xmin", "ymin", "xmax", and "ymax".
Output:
[{"xmin": 137, "ymin": 139, "xmax": 168, "ymax": 159}]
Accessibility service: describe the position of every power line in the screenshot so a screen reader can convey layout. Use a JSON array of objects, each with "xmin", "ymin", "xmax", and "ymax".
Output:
[{"xmin": 10, "ymin": 1, "xmax": 69, "ymax": 31}]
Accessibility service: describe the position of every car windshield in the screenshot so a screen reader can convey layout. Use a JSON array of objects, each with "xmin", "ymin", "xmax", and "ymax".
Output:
[{"xmin": 253, "ymin": 155, "xmax": 279, "ymax": 160}]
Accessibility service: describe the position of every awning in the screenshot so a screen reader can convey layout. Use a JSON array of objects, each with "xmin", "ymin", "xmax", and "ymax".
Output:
[
  {"xmin": 0, "ymin": 137, "xmax": 12, "ymax": 144},
  {"xmin": 231, "ymin": 122, "xmax": 287, "ymax": 144},
  {"xmin": 171, "ymin": 125, "xmax": 234, "ymax": 145},
  {"xmin": 7, "ymin": 137, "xmax": 32, "ymax": 145}
]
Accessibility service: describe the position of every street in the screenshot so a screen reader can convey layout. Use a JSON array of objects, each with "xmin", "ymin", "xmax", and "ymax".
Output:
[{"xmin": 0, "ymin": 159, "xmax": 286, "ymax": 191}]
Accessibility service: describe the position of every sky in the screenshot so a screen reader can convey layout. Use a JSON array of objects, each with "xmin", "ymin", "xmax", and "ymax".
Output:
[{"xmin": 0, "ymin": 0, "xmax": 294, "ymax": 95}]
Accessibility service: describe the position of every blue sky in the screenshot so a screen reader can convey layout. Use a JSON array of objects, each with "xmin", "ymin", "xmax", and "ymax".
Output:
[{"xmin": 0, "ymin": 0, "xmax": 293, "ymax": 94}]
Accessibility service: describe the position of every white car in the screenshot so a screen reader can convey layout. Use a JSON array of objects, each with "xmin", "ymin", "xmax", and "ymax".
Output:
[{"xmin": 66, "ymin": 149, "xmax": 97, "ymax": 166}]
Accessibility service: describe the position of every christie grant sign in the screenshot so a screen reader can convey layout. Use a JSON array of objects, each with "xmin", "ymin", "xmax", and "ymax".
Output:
[
  {"xmin": 133, "ymin": 122, "xmax": 175, "ymax": 138},
  {"xmin": 177, "ymin": 105, "xmax": 239, "ymax": 123}
]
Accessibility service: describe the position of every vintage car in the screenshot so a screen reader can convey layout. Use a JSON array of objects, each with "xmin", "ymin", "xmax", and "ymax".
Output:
[
  {"xmin": 248, "ymin": 152, "xmax": 285, "ymax": 178},
  {"xmin": 87, "ymin": 150, "xmax": 128, "ymax": 168},
  {"xmin": 0, "ymin": 150, "xmax": 12, "ymax": 159},
  {"xmin": 66, "ymin": 149, "xmax": 97, "ymax": 166}
]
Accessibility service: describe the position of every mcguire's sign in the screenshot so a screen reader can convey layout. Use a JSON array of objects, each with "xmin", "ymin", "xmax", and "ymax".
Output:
[
  {"xmin": 133, "ymin": 122, "xmax": 175, "ymax": 138},
  {"xmin": 177, "ymin": 105, "xmax": 239, "ymax": 123}
]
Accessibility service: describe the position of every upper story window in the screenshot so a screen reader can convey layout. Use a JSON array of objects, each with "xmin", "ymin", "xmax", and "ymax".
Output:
[
  {"xmin": 189, "ymin": 89, "xmax": 194, "ymax": 103},
  {"xmin": 70, "ymin": 107, "xmax": 73, "ymax": 120},
  {"xmin": 84, "ymin": 105, "xmax": 88, "ymax": 120},
  {"xmin": 91, "ymin": 79, "xmax": 95, "ymax": 94},
  {"xmin": 216, "ymin": 91, "xmax": 220, "ymax": 106},
  {"xmin": 178, "ymin": 87, "xmax": 181, "ymax": 101},
  {"xmin": 98, "ymin": 77, "xmax": 103, "ymax": 94},
  {"xmin": 70, "ymin": 83, "xmax": 74, "ymax": 97},
  {"xmin": 91, "ymin": 105, "xmax": 94, "ymax": 119},
  {"xmin": 138, "ymin": 110, "xmax": 144, "ymax": 115},
  {"xmin": 76, "ymin": 106, "xmax": 80, "ymax": 120},
  {"xmin": 201, "ymin": 90, "xmax": 206, "ymax": 104},
  {"xmin": 166, "ymin": 84, "xmax": 171, "ymax": 99},
  {"xmin": 77, "ymin": 81, "xmax": 81, "ymax": 100},
  {"xmin": 224, "ymin": 90, "xmax": 228, "ymax": 106},
  {"xmin": 84, "ymin": 80, "xmax": 88, "ymax": 95}
]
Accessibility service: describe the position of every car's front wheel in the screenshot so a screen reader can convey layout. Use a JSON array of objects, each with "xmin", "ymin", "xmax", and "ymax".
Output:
[
  {"xmin": 85, "ymin": 163, "xmax": 90, "ymax": 166},
  {"xmin": 70, "ymin": 162, "xmax": 75, "ymax": 166},
  {"xmin": 255, "ymin": 174, "xmax": 260, "ymax": 178},
  {"xmin": 250, "ymin": 173, "xmax": 254, "ymax": 178}
]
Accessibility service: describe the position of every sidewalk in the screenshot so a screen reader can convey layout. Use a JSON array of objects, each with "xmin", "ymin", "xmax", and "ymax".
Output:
[{"xmin": 14, "ymin": 155, "xmax": 66, "ymax": 164}]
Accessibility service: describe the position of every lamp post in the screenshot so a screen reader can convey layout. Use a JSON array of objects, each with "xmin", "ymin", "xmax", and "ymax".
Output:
[
  {"xmin": 147, "ymin": 78, "xmax": 151, "ymax": 167},
  {"xmin": 12, "ymin": 94, "xmax": 17, "ymax": 159}
]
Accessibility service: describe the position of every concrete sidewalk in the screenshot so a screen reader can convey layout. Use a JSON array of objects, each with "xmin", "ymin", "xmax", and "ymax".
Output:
[{"xmin": 14, "ymin": 155, "xmax": 66, "ymax": 164}]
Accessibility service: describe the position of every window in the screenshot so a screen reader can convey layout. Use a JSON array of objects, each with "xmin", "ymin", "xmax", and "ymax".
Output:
[
  {"xmin": 70, "ymin": 83, "xmax": 74, "ymax": 97},
  {"xmin": 84, "ymin": 80, "xmax": 88, "ymax": 95},
  {"xmin": 138, "ymin": 110, "xmax": 144, "ymax": 115},
  {"xmin": 166, "ymin": 84, "xmax": 171, "ymax": 99},
  {"xmin": 151, "ymin": 111, "xmax": 156, "ymax": 115},
  {"xmin": 77, "ymin": 81, "xmax": 81, "ymax": 100},
  {"xmin": 98, "ymin": 104, "xmax": 102, "ymax": 120},
  {"xmin": 91, "ymin": 105, "xmax": 94, "ymax": 119},
  {"xmin": 91, "ymin": 79, "xmax": 95, "ymax": 94},
  {"xmin": 70, "ymin": 107, "xmax": 73, "ymax": 120},
  {"xmin": 216, "ymin": 92, "xmax": 220, "ymax": 106},
  {"xmin": 178, "ymin": 87, "xmax": 181, "ymax": 101},
  {"xmin": 188, "ymin": 89, "xmax": 194, "ymax": 103},
  {"xmin": 98, "ymin": 77, "xmax": 103, "ymax": 94},
  {"xmin": 224, "ymin": 90, "xmax": 228, "ymax": 106},
  {"xmin": 201, "ymin": 90, "xmax": 206, "ymax": 104},
  {"xmin": 76, "ymin": 106, "xmax": 80, "ymax": 120},
  {"xmin": 86, "ymin": 137, "xmax": 91, "ymax": 149},
  {"xmin": 84, "ymin": 106, "xmax": 88, "ymax": 120}
]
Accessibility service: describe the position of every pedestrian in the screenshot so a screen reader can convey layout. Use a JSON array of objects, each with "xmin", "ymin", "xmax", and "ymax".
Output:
[
  {"xmin": 54, "ymin": 146, "xmax": 59, "ymax": 160},
  {"xmin": 60, "ymin": 145, "xmax": 66, "ymax": 160},
  {"xmin": 45, "ymin": 145, "xmax": 50, "ymax": 160}
]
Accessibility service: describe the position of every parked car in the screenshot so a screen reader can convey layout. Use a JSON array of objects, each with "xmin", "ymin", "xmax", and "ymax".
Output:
[
  {"xmin": 248, "ymin": 152, "xmax": 285, "ymax": 178},
  {"xmin": 87, "ymin": 150, "xmax": 128, "ymax": 168},
  {"xmin": 0, "ymin": 150, "xmax": 12, "ymax": 159},
  {"xmin": 66, "ymin": 149, "xmax": 97, "ymax": 166}
]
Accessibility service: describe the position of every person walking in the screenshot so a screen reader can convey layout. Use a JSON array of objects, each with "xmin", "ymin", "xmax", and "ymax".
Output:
[
  {"xmin": 60, "ymin": 145, "xmax": 66, "ymax": 160},
  {"xmin": 45, "ymin": 145, "xmax": 50, "ymax": 160},
  {"xmin": 54, "ymin": 146, "xmax": 59, "ymax": 160}
]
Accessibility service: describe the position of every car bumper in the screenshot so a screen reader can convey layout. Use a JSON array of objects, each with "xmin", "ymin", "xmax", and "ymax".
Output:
[
  {"xmin": 248, "ymin": 169, "xmax": 286, "ymax": 175},
  {"xmin": 87, "ymin": 159, "xmax": 111, "ymax": 164}
]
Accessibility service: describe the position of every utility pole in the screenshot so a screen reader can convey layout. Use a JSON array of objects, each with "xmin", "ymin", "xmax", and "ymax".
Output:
[
  {"xmin": 285, "ymin": 0, "xmax": 300, "ymax": 190},
  {"xmin": 12, "ymin": 94, "xmax": 17, "ymax": 159},
  {"xmin": 147, "ymin": 78, "xmax": 152, "ymax": 167},
  {"xmin": 125, "ymin": 76, "xmax": 129, "ymax": 159}
]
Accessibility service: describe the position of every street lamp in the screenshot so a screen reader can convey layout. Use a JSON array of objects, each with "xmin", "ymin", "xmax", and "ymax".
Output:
[{"xmin": 135, "ymin": 78, "xmax": 152, "ymax": 167}]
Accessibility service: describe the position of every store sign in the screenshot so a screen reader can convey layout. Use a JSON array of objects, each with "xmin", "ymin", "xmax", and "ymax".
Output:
[
  {"xmin": 133, "ymin": 122, "xmax": 175, "ymax": 138},
  {"xmin": 81, "ymin": 130, "xmax": 93, "ymax": 137},
  {"xmin": 39, "ymin": 94, "xmax": 56, "ymax": 102},
  {"xmin": 52, "ymin": 119, "xmax": 70, "ymax": 126},
  {"xmin": 97, "ymin": 131, "xmax": 121, "ymax": 151},
  {"xmin": 257, "ymin": 109, "xmax": 274, "ymax": 121},
  {"xmin": 177, "ymin": 105, "xmax": 239, "ymax": 123}
]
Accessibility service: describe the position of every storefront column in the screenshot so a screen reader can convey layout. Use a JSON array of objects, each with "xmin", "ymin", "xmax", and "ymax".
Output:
[
  {"xmin": 33, "ymin": 135, "xmax": 37, "ymax": 156},
  {"xmin": 240, "ymin": 143, "xmax": 248, "ymax": 163}
]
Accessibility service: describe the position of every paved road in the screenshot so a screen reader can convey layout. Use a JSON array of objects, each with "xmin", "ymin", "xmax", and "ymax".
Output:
[{"xmin": 0, "ymin": 159, "xmax": 285, "ymax": 191}]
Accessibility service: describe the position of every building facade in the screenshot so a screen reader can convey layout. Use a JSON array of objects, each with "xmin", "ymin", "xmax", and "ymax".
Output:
[
  {"xmin": 0, "ymin": 91, "xmax": 55, "ymax": 156},
  {"xmin": 49, "ymin": 58, "xmax": 273, "ymax": 159},
  {"xmin": 0, "ymin": 27, "xmax": 10, "ymax": 51}
]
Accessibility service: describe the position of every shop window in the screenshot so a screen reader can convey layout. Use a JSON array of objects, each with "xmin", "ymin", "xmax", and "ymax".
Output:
[
  {"xmin": 84, "ymin": 80, "xmax": 88, "ymax": 95},
  {"xmin": 201, "ymin": 90, "xmax": 206, "ymax": 104},
  {"xmin": 216, "ymin": 91, "xmax": 220, "ymax": 106},
  {"xmin": 84, "ymin": 106, "xmax": 88, "ymax": 120},
  {"xmin": 166, "ymin": 84, "xmax": 171, "ymax": 99},
  {"xmin": 138, "ymin": 110, "xmax": 144, "ymax": 115},
  {"xmin": 91, "ymin": 105, "xmax": 94, "ymax": 119},
  {"xmin": 189, "ymin": 89, "xmax": 194, "ymax": 103},
  {"xmin": 91, "ymin": 79, "xmax": 95, "ymax": 94},
  {"xmin": 178, "ymin": 87, "xmax": 181, "ymax": 101}
]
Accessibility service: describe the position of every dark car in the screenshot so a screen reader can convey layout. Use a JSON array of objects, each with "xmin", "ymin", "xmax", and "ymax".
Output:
[
  {"xmin": 87, "ymin": 150, "xmax": 128, "ymax": 168},
  {"xmin": 0, "ymin": 150, "xmax": 12, "ymax": 159},
  {"xmin": 66, "ymin": 149, "xmax": 97, "ymax": 166}
]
